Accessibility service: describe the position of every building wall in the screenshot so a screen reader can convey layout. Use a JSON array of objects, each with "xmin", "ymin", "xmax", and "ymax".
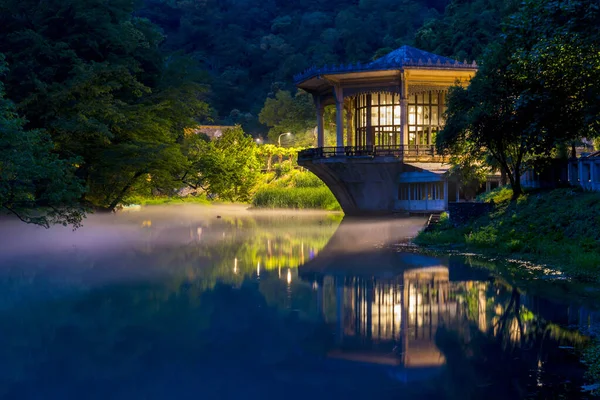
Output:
[{"xmin": 568, "ymin": 157, "xmax": 600, "ymax": 191}]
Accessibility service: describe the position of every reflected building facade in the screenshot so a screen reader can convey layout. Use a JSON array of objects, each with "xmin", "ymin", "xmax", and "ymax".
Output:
[{"xmin": 310, "ymin": 266, "xmax": 488, "ymax": 369}]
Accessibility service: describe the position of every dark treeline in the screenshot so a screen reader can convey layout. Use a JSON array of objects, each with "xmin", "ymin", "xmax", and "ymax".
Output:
[{"xmin": 137, "ymin": 0, "xmax": 509, "ymax": 131}]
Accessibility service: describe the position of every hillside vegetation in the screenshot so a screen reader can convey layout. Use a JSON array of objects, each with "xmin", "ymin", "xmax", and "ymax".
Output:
[{"xmin": 415, "ymin": 187, "xmax": 600, "ymax": 282}]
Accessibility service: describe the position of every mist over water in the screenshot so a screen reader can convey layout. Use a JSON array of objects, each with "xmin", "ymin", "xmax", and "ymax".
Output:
[{"xmin": 0, "ymin": 205, "xmax": 597, "ymax": 399}]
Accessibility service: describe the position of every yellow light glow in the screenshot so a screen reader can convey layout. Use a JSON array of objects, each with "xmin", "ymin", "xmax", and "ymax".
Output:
[
  {"xmin": 257, "ymin": 262, "xmax": 260, "ymax": 277},
  {"xmin": 234, "ymin": 257, "xmax": 238, "ymax": 274},
  {"xmin": 287, "ymin": 269, "xmax": 292, "ymax": 284},
  {"xmin": 142, "ymin": 220, "xmax": 152, "ymax": 228}
]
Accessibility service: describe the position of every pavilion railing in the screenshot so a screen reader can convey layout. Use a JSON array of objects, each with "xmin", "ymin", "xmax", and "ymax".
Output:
[{"xmin": 298, "ymin": 145, "xmax": 438, "ymax": 160}]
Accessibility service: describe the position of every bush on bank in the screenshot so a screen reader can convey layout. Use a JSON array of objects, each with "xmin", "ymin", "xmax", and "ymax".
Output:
[
  {"xmin": 415, "ymin": 187, "xmax": 600, "ymax": 282},
  {"xmin": 252, "ymin": 169, "xmax": 341, "ymax": 211}
]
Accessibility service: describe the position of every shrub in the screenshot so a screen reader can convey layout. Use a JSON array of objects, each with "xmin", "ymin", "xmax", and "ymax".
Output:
[{"xmin": 252, "ymin": 186, "xmax": 341, "ymax": 211}]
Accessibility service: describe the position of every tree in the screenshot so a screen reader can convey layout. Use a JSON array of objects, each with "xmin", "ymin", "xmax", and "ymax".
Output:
[
  {"xmin": 438, "ymin": 0, "xmax": 600, "ymax": 200},
  {"xmin": 259, "ymin": 90, "xmax": 316, "ymax": 146},
  {"xmin": 438, "ymin": 43, "xmax": 545, "ymax": 200},
  {"xmin": 506, "ymin": 0, "xmax": 600, "ymax": 154},
  {"xmin": 0, "ymin": 57, "xmax": 85, "ymax": 227},
  {"xmin": 0, "ymin": 0, "xmax": 210, "ymax": 211},
  {"xmin": 182, "ymin": 126, "xmax": 261, "ymax": 202}
]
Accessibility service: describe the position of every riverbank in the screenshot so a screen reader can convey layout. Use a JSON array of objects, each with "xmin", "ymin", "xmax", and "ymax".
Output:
[
  {"xmin": 252, "ymin": 169, "xmax": 341, "ymax": 211},
  {"xmin": 122, "ymin": 170, "xmax": 342, "ymax": 211},
  {"xmin": 415, "ymin": 187, "xmax": 600, "ymax": 283}
]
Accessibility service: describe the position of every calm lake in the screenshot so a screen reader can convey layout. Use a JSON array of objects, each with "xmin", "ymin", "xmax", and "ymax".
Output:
[{"xmin": 0, "ymin": 205, "xmax": 598, "ymax": 399}]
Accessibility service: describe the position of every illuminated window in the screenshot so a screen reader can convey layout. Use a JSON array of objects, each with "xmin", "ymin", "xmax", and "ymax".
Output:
[
  {"xmin": 408, "ymin": 91, "xmax": 445, "ymax": 147},
  {"xmin": 354, "ymin": 92, "xmax": 402, "ymax": 147}
]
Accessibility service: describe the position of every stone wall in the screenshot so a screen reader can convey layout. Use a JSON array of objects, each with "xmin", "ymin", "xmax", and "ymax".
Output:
[{"xmin": 448, "ymin": 202, "xmax": 494, "ymax": 226}]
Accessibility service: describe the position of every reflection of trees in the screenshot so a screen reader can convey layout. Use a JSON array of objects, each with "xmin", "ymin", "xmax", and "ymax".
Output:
[
  {"xmin": 435, "ymin": 282, "xmax": 591, "ymax": 399},
  {"xmin": 128, "ymin": 213, "xmax": 341, "ymax": 291}
]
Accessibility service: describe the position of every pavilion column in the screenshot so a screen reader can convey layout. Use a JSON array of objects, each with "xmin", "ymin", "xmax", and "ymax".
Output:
[
  {"xmin": 400, "ymin": 98, "xmax": 408, "ymax": 147},
  {"xmin": 400, "ymin": 74, "xmax": 409, "ymax": 150},
  {"xmin": 366, "ymin": 94, "xmax": 373, "ymax": 147},
  {"xmin": 345, "ymin": 99, "xmax": 353, "ymax": 147},
  {"xmin": 444, "ymin": 180, "xmax": 449, "ymax": 210},
  {"xmin": 313, "ymin": 94, "xmax": 325, "ymax": 148},
  {"xmin": 334, "ymin": 85, "xmax": 344, "ymax": 152}
]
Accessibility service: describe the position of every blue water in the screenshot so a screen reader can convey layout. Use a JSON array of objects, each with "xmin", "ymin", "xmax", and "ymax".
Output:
[{"xmin": 0, "ymin": 205, "xmax": 598, "ymax": 399}]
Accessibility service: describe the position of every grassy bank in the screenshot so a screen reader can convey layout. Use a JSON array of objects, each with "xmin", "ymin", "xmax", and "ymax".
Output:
[
  {"xmin": 415, "ymin": 187, "xmax": 600, "ymax": 282},
  {"xmin": 252, "ymin": 169, "xmax": 341, "ymax": 211},
  {"xmin": 123, "ymin": 195, "xmax": 211, "ymax": 206}
]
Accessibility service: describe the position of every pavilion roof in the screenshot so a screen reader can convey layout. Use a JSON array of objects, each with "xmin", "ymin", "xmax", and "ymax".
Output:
[{"xmin": 294, "ymin": 45, "xmax": 477, "ymax": 85}]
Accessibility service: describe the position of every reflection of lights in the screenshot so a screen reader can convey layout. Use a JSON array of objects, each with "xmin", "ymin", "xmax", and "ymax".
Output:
[
  {"xmin": 287, "ymin": 269, "xmax": 292, "ymax": 284},
  {"xmin": 234, "ymin": 258, "xmax": 238, "ymax": 274},
  {"xmin": 142, "ymin": 220, "xmax": 152, "ymax": 228},
  {"xmin": 278, "ymin": 265, "xmax": 281, "ymax": 278},
  {"xmin": 312, "ymin": 281, "xmax": 318, "ymax": 290},
  {"xmin": 257, "ymin": 262, "xmax": 260, "ymax": 277},
  {"xmin": 394, "ymin": 304, "xmax": 401, "ymax": 316}
]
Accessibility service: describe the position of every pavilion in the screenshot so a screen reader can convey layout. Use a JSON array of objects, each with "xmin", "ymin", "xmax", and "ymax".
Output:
[{"xmin": 294, "ymin": 45, "xmax": 486, "ymax": 215}]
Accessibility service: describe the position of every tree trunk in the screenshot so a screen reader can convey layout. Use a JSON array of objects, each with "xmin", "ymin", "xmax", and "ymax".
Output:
[
  {"xmin": 107, "ymin": 171, "xmax": 145, "ymax": 211},
  {"xmin": 505, "ymin": 167, "xmax": 522, "ymax": 201},
  {"xmin": 510, "ymin": 170, "xmax": 522, "ymax": 200},
  {"xmin": 500, "ymin": 169, "xmax": 507, "ymax": 186}
]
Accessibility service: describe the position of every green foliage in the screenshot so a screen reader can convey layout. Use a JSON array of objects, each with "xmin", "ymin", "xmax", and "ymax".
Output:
[
  {"xmin": 476, "ymin": 186, "xmax": 514, "ymax": 204},
  {"xmin": 447, "ymin": 162, "xmax": 487, "ymax": 200},
  {"xmin": 416, "ymin": 188, "xmax": 600, "ymax": 282},
  {"xmin": 252, "ymin": 187, "xmax": 341, "ymax": 211},
  {"xmin": 415, "ymin": 0, "xmax": 519, "ymax": 61},
  {"xmin": 252, "ymin": 169, "xmax": 341, "ymax": 210},
  {"xmin": 259, "ymin": 90, "xmax": 315, "ymax": 146},
  {"xmin": 138, "ymin": 0, "xmax": 449, "ymax": 131},
  {"xmin": 438, "ymin": 0, "xmax": 600, "ymax": 200},
  {"xmin": 258, "ymin": 89, "xmax": 337, "ymax": 147},
  {"xmin": 183, "ymin": 126, "xmax": 261, "ymax": 202},
  {"xmin": 583, "ymin": 341, "xmax": 600, "ymax": 395},
  {"xmin": 0, "ymin": 0, "xmax": 211, "ymax": 212},
  {"xmin": 124, "ymin": 195, "xmax": 210, "ymax": 206},
  {"xmin": 0, "ymin": 57, "xmax": 85, "ymax": 227}
]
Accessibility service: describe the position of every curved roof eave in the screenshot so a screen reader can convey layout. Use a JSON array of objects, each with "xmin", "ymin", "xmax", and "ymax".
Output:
[{"xmin": 294, "ymin": 45, "xmax": 478, "ymax": 87}]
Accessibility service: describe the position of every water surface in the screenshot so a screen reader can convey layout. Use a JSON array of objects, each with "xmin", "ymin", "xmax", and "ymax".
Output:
[{"xmin": 0, "ymin": 205, "xmax": 598, "ymax": 399}]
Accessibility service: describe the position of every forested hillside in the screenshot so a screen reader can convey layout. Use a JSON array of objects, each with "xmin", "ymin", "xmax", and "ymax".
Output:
[{"xmin": 138, "ymin": 0, "xmax": 512, "ymax": 133}]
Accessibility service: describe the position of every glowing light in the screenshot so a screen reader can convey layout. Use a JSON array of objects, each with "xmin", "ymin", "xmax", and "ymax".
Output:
[
  {"xmin": 234, "ymin": 257, "xmax": 238, "ymax": 274},
  {"xmin": 287, "ymin": 269, "xmax": 292, "ymax": 284},
  {"xmin": 257, "ymin": 261, "xmax": 260, "ymax": 277},
  {"xmin": 142, "ymin": 220, "xmax": 152, "ymax": 228}
]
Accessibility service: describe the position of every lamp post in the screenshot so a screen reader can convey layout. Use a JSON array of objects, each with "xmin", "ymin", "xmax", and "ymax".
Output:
[{"xmin": 278, "ymin": 132, "xmax": 291, "ymax": 147}]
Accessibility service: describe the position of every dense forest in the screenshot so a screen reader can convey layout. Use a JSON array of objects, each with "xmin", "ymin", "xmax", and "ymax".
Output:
[
  {"xmin": 137, "ymin": 0, "xmax": 515, "ymax": 133},
  {"xmin": 1, "ymin": 0, "xmax": 598, "ymax": 225}
]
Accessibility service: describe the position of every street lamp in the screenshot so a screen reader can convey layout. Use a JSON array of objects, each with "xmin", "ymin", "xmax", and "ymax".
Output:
[{"xmin": 278, "ymin": 132, "xmax": 291, "ymax": 147}]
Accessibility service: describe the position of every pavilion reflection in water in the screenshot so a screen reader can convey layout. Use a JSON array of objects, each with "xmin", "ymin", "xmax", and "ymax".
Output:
[{"xmin": 310, "ymin": 265, "xmax": 488, "ymax": 369}]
